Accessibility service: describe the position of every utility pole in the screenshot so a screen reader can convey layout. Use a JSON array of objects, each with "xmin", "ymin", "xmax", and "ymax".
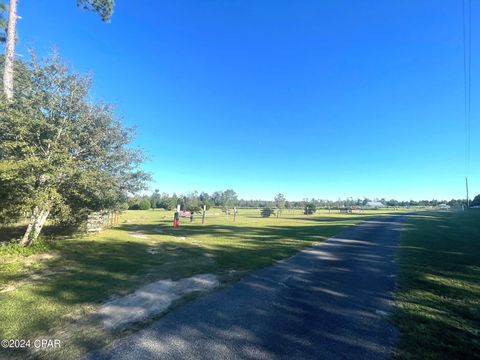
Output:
[
  {"xmin": 3, "ymin": 0, "xmax": 18, "ymax": 100},
  {"xmin": 465, "ymin": 177, "xmax": 470, "ymax": 208}
]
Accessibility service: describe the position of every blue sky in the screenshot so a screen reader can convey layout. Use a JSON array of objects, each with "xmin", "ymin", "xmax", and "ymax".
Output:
[{"xmin": 12, "ymin": 0, "xmax": 479, "ymax": 200}]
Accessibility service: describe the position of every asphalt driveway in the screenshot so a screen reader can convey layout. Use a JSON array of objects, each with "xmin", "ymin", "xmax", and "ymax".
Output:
[{"xmin": 85, "ymin": 215, "xmax": 403, "ymax": 360}]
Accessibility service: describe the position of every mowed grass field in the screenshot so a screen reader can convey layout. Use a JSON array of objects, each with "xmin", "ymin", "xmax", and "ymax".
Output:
[
  {"xmin": 0, "ymin": 208, "xmax": 397, "ymax": 359},
  {"xmin": 393, "ymin": 210, "xmax": 480, "ymax": 359}
]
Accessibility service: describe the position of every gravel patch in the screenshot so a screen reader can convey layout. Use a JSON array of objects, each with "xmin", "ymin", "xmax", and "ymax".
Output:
[{"xmin": 99, "ymin": 274, "xmax": 219, "ymax": 330}]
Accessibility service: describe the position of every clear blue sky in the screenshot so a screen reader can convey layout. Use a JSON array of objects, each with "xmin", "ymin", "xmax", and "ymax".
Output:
[{"xmin": 13, "ymin": 0, "xmax": 479, "ymax": 200}]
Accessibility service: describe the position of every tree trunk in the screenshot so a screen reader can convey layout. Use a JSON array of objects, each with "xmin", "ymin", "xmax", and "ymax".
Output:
[
  {"xmin": 3, "ymin": 0, "xmax": 18, "ymax": 100},
  {"xmin": 20, "ymin": 206, "xmax": 50, "ymax": 246}
]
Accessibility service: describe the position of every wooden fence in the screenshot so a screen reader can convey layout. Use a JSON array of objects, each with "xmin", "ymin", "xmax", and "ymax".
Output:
[{"xmin": 86, "ymin": 211, "xmax": 120, "ymax": 233}]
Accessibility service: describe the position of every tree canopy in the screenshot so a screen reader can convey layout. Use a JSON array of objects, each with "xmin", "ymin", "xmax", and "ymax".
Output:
[
  {"xmin": 274, "ymin": 193, "xmax": 286, "ymax": 217},
  {"xmin": 471, "ymin": 194, "xmax": 480, "ymax": 207},
  {"xmin": 77, "ymin": 0, "xmax": 115, "ymax": 22},
  {"xmin": 304, "ymin": 202, "xmax": 317, "ymax": 215},
  {"xmin": 0, "ymin": 52, "xmax": 149, "ymax": 245}
]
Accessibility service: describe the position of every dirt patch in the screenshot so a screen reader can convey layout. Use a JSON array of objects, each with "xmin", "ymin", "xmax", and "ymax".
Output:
[
  {"xmin": 0, "ymin": 252, "xmax": 63, "ymax": 292},
  {"xmin": 129, "ymin": 232, "xmax": 149, "ymax": 239},
  {"xmin": 99, "ymin": 274, "xmax": 219, "ymax": 330},
  {"xmin": 0, "ymin": 284, "xmax": 16, "ymax": 293},
  {"xmin": 4, "ymin": 252, "xmax": 60, "ymax": 265},
  {"xmin": 1, "ymin": 267, "xmax": 72, "ymax": 291}
]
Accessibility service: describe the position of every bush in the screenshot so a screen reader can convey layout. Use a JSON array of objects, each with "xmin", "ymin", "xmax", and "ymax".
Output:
[
  {"xmin": 138, "ymin": 199, "xmax": 151, "ymax": 210},
  {"xmin": 304, "ymin": 203, "xmax": 316, "ymax": 215},
  {"xmin": 187, "ymin": 205, "xmax": 202, "ymax": 213},
  {"xmin": 128, "ymin": 203, "xmax": 140, "ymax": 210},
  {"xmin": 0, "ymin": 239, "xmax": 52, "ymax": 257},
  {"xmin": 471, "ymin": 194, "xmax": 480, "ymax": 207},
  {"xmin": 261, "ymin": 207, "xmax": 274, "ymax": 217},
  {"xmin": 118, "ymin": 202, "xmax": 129, "ymax": 211}
]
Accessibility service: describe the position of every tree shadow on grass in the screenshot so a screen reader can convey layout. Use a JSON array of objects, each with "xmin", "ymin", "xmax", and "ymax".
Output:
[
  {"xmin": 0, "ymin": 212, "xmax": 454, "ymax": 359},
  {"xmin": 2, "ymin": 215, "xmax": 369, "ymax": 350},
  {"xmin": 0, "ymin": 224, "xmax": 25, "ymax": 243},
  {"xmin": 83, "ymin": 215, "xmax": 405, "ymax": 360},
  {"xmin": 393, "ymin": 210, "xmax": 480, "ymax": 359}
]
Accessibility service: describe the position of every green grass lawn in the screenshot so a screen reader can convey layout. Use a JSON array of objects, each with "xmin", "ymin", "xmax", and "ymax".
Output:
[
  {"xmin": 0, "ymin": 208, "xmax": 397, "ymax": 359},
  {"xmin": 393, "ymin": 210, "xmax": 480, "ymax": 359}
]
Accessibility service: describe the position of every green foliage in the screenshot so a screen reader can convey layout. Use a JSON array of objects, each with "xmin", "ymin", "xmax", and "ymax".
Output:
[
  {"xmin": 167, "ymin": 193, "xmax": 178, "ymax": 211},
  {"xmin": 138, "ymin": 199, "xmax": 151, "ymax": 210},
  {"xmin": 274, "ymin": 193, "xmax": 286, "ymax": 217},
  {"xmin": 304, "ymin": 202, "xmax": 317, "ymax": 215},
  {"xmin": 471, "ymin": 194, "xmax": 480, "ymax": 207},
  {"xmin": 199, "ymin": 192, "xmax": 211, "ymax": 210},
  {"xmin": 118, "ymin": 202, "xmax": 129, "ymax": 211},
  {"xmin": 184, "ymin": 192, "xmax": 201, "ymax": 213},
  {"xmin": 150, "ymin": 189, "xmax": 161, "ymax": 208},
  {"xmin": 77, "ymin": 0, "xmax": 115, "ymax": 21},
  {"xmin": 222, "ymin": 189, "xmax": 238, "ymax": 209},
  {"xmin": 0, "ymin": 2, "xmax": 6, "ymax": 43},
  {"xmin": 260, "ymin": 207, "xmax": 274, "ymax": 217},
  {"xmin": 127, "ymin": 195, "xmax": 151, "ymax": 210},
  {"xmin": 0, "ymin": 52, "xmax": 150, "ymax": 239},
  {"xmin": 274, "ymin": 193, "xmax": 286, "ymax": 209},
  {"xmin": 0, "ymin": 239, "xmax": 52, "ymax": 256}
]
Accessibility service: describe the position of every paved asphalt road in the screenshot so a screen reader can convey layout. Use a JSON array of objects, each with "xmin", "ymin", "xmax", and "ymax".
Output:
[{"xmin": 85, "ymin": 215, "xmax": 404, "ymax": 360}]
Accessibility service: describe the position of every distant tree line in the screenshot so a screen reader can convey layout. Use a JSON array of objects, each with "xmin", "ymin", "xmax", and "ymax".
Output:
[
  {"xmin": 127, "ymin": 189, "xmax": 239, "ymax": 213},
  {"xmin": 127, "ymin": 191, "xmax": 471, "ymax": 213}
]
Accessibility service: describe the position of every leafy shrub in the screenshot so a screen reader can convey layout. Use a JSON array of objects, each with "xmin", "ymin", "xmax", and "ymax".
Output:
[
  {"xmin": 261, "ymin": 207, "xmax": 274, "ymax": 217},
  {"xmin": 471, "ymin": 194, "xmax": 480, "ymax": 207},
  {"xmin": 304, "ymin": 203, "xmax": 317, "ymax": 215},
  {"xmin": 138, "ymin": 199, "xmax": 151, "ymax": 210},
  {"xmin": 119, "ymin": 202, "xmax": 129, "ymax": 211},
  {"xmin": 128, "ymin": 203, "xmax": 140, "ymax": 210}
]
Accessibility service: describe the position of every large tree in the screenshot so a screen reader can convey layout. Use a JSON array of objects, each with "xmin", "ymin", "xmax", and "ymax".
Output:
[
  {"xmin": 211, "ymin": 191, "xmax": 223, "ymax": 206},
  {"xmin": 150, "ymin": 189, "xmax": 161, "ymax": 209},
  {"xmin": 274, "ymin": 193, "xmax": 286, "ymax": 217},
  {"xmin": 0, "ymin": 53, "xmax": 149, "ymax": 246},
  {"xmin": 222, "ymin": 189, "xmax": 238, "ymax": 213},
  {"xmin": 2, "ymin": 0, "xmax": 115, "ymax": 99}
]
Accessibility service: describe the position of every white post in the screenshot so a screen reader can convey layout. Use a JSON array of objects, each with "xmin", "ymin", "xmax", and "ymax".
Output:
[{"xmin": 3, "ymin": 0, "xmax": 18, "ymax": 100}]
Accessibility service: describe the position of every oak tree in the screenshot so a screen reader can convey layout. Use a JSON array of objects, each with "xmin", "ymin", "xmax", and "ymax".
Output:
[{"xmin": 0, "ymin": 53, "xmax": 149, "ymax": 245}]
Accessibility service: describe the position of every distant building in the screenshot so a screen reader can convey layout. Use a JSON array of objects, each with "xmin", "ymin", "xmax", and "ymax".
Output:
[{"xmin": 365, "ymin": 201, "xmax": 385, "ymax": 208}]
